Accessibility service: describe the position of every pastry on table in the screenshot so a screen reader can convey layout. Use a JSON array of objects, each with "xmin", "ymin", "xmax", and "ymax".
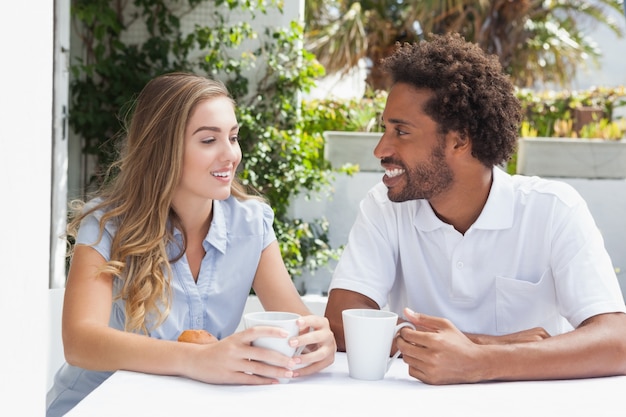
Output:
[{"xmin": 177, "ymin": 329, "xmax": 218, "ymax": 344}]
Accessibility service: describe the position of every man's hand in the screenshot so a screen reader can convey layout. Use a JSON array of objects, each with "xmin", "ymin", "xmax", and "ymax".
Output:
[{"xmin": 397, "ymin": 308, "xmax": 491, "ymax": 385}]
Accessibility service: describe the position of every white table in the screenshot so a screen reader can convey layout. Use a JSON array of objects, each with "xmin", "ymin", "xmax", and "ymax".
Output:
[{"xmin": 66, "ymin": 352, "xmax": 626, "ymax": 417}]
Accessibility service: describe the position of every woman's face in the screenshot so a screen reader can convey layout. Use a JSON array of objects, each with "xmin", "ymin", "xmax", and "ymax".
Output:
[{"xmin": 176, "ymin": 96, "xmax": 242, "ymax": 203}]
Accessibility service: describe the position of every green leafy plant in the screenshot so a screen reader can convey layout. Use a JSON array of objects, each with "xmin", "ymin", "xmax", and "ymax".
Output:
[
  {"xmin": 578, "ymin": 118, "xmax": 626, "ymax": 140},
  {"xmin": 69, "ymin": 0, "xmax": 340, "ymax": 281},
  {"xmin": 302, "ymin": 89, "xmax": 387, "ymax": 134},
  {"xmin": 305, "ymin": 0, "xmax": 625, "ymax": 90},
  {"xmin": 516, "ymin": 86, "xmax": 626, "ymax": 139},
  {"xmin": 303, "ymin": 86, "xmax": 625, "ymax": 176}
]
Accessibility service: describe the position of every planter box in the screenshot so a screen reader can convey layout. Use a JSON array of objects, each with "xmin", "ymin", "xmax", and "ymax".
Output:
[
  {"xmin": 323, "ymin": 131, "xmax": 383, "ymax": 172},
  {"xmin": 517, "ymin": 137, "xmax": 626, "ymax": 178}
]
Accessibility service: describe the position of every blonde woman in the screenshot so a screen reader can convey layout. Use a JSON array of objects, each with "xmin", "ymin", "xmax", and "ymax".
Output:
[{"xmin": 47, "ymin": 72, "xmax": 336, "ymax": 417}]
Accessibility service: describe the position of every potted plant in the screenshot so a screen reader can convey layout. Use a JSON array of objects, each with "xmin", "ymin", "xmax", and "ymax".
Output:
[
  {"xmin": 314, "ymin": 90, "xmax": 387, "ymax": 172},
  {"xmin": 323, "ymin": 130, "xmax": 383, "ymax": 172},
  {"xmin": 516, "ymin": 87, "xmax": 626, "ymax": 178},
  {"xmin": 517, "ymin": 116, "xmax": 626, "ymax": 178}
]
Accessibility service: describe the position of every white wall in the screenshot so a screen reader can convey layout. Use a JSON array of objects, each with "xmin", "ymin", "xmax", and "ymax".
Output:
[
  {"xmin": 290, "ymin": 171, "xmax": 382, "ymax": 295},
  {"xmin": 0, "ymin": 1, "xmax": 53, "ymax": 416}
]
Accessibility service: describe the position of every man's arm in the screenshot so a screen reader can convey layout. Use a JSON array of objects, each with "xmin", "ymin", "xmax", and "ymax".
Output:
[
  {"xmin": 324, "ymin": 289, "xmax": 381, "ymax": 351},
  {"xmin": 323, "ymin": 288, "xmax": 549, "ymax": 352},
  {"xmin": 397, "ymin": 309, "xmax": 626, "ymax": 385},
  {"xmin": 467, "ymin": 327, "xmax": 551, "ymax": 345}
]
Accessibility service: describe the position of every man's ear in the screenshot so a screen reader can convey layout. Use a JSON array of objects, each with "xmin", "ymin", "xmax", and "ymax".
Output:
[{"xmin": 450, "ymin": 130, "xmax": 470, "ymax": 151}]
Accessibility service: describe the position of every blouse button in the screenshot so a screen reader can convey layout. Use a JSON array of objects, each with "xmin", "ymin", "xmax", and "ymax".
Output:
[{"xmin": 456, "ymin": 261, "xmax": 464, "ymax": 269}]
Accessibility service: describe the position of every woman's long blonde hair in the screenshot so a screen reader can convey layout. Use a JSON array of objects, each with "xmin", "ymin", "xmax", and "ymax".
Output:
[{"xmin": 67, "ymin": 72, "xmax": 261, "ymax": 334}]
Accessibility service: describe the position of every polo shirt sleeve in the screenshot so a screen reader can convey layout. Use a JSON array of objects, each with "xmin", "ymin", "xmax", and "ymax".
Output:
[
  {"xmin": 328, "ymin": 185, "xmax": 399, "ymax": 309},
  {"xmin": 551, "ymin": 194, "xmax": 626, "ymax": 327}
]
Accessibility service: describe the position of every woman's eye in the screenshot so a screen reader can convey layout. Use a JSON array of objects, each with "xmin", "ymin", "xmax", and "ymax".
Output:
[
  {"xmin": 201, "ymin": 137, "xmax": 216, "ymax": 144},
  {"xmin": 230, "ymin": 135, "xmax": 240, "ymax": 142}
]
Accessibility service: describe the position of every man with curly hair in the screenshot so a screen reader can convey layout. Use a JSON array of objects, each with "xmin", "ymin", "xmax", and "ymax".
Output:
[{"xmin": 324, "ymin": 33, "xmax": 626, "ymax": 384}]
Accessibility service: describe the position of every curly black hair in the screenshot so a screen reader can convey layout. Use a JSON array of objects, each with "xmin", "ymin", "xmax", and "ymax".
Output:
[{"xmin": 381, "ymin": 33, "xmax": 522, "ymax": 167}]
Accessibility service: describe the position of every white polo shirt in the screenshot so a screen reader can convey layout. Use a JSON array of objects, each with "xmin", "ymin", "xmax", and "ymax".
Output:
[{"xmin": 329, "ymin": 167, "xmax": 625, "ymax": 336}]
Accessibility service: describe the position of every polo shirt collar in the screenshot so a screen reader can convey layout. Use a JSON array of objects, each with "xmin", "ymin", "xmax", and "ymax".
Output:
[
  {"xmin": 414, "ymin": 167, "xmax": 514, "ymax": 232},
  {"xmin": 472, "ymin": 167, "xmax": 514, "ymax": 230}
]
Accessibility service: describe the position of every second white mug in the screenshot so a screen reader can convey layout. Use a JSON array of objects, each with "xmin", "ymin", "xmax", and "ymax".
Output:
[{"xmin": 342, "ymin": 308, "xmax": 415, "ymax": 381}]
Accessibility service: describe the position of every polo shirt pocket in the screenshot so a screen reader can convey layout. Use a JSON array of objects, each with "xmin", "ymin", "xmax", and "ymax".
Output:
[{"xmin": 495, "ymin": 268, "xmax": 559, "ymax": 335}]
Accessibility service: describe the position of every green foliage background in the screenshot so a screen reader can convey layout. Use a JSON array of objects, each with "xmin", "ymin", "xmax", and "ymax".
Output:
[
  {"xmin": 68, "ymin": 0, "xmax": 625, "ymax": 284},
  {"xmin": 69, "ymin": 0, "xmax": 340, "ymax": 281}
]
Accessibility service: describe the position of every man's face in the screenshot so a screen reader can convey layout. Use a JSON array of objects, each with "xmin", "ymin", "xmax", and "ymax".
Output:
[{"xmin": 374, "ymin": 83, "xmax": 454, "ymax": 202}]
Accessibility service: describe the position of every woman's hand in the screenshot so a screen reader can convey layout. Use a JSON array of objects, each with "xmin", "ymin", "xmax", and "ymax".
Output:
[
  {"xmin": 288, "ymin": 314, "xmax": 336, "ymax": 377},
  {"xmin": 182, "ymin": 325, "xmax": 308, "ymax": 385}
]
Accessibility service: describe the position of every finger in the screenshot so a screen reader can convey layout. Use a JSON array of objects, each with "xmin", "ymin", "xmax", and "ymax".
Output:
[
  {"xmin": 292, "ymin": 355, "xmax": 331, "ymax": 377},
  {"xmin": 288, "ymin": 327, "xmax": 335, "ymax": 375},
  {"xmin": 243, "ymin": 356, "xmax": 296, "ymax": 382},
  {"xmin": 241, "ymin": 325, "xmax": 291, "ymax": 343},
  {"xmin": 289, "ymin": 327, "xmax": 321, "ymax": 349},
  {"xmin": 228, "ymin": 360, "xmax": 278, "ymax": 385},
  {"xmin": 296, "ymin": 315, "xmax": 328, "ymax": 332},
  {"xmin": 397, "ymin": 325, "xmax": 437, "ymax": 350},
  {"xmin": 244, "ymin": 343, "xmax": 297, "ymax": 370},
  {"xmin": 292, "ymin": 335, "xmax": 332, "ymax": 361},
  {"xmin": 396, "ymin": 338, "xmax": 431, "ymax": 379},
  {"xmin": 404, "ymin": 308, "xmax": 452, "ymax": 331},
  {"xmin": 397, "ymin": 332, "xmax": 424, "ymax": 354},
  {"xmin": 291, "ymin": 345, "xmax": 336, "ymax": 378},
  {"xmin": 291, "ymin": 316, "xmax": 330, "ymax": 348},
  {"xmin": 234, "ymin": 329, "xmax": 298, "ymax": 370},
  {"xmin": 406, "ymin": 363, "xmax": 430, "ymax": 384}
]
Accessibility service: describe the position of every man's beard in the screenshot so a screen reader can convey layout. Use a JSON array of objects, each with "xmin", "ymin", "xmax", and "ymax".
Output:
[{"xmin": 387, "ymin": 140, "xmax": 454, "ymax": 202}]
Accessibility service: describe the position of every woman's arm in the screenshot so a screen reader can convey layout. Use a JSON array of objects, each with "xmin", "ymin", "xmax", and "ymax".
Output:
[
  {"xmin": 62, "ymin": 245, "xmax": 302, "ymax": 384},
  {"xmin": 252, "ymin": 241, "xmax": 336, "ymax": 375},
  {"xmin": 252, "ymin": 241, "xmax": 310, "ymax": 315}
]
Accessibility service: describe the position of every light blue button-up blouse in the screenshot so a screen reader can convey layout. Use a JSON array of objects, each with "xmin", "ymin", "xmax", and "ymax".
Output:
[{"xmin": 47, "ymin": 195, "xmax": 276, "ymax": 417}]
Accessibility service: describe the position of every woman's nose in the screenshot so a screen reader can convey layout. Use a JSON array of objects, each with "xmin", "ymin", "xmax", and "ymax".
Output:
[{"xmin": 221, "ymin": 140, "xmax": 240, "ymax": 161}]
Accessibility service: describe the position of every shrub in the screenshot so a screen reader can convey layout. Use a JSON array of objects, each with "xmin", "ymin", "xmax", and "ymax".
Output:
[
  {"xmin": 69, "ymin": 0, "xmax": 340, "ymax": 282},
  {"xmin": 516, "ymin": 86, "xmax": 626, "ymax": 139}
]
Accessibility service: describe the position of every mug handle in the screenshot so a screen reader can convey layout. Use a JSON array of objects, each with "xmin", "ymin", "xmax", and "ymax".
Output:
[{"xmin": 387, "ymin": 322, "xmax": 416, "ymax": 371}]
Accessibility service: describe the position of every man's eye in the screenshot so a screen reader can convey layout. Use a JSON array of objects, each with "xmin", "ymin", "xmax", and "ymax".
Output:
[{"xmin": 395, "ymin": 128, "xmax": 407, "ymax": 135}]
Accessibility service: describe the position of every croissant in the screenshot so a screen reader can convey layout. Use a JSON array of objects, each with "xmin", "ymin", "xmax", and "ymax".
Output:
[{"xmin": 177, "ymin": 329, "xmax": 218, "ymax": 344}]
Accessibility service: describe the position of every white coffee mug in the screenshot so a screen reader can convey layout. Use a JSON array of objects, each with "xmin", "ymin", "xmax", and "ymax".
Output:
[
  {"xmin": 244, "ymin": 311, "xmax": 306, "ymax": 383},
  {"xmin": 342, "ymin": 308, "xmax": 415, "ymax": 381}
]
